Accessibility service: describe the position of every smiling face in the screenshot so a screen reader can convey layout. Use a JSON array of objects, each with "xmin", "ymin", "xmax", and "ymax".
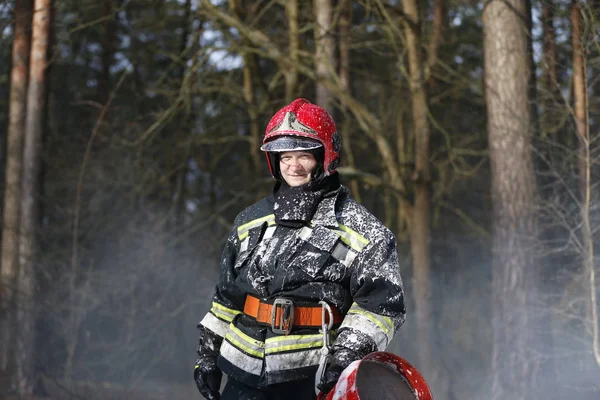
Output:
[{"xmin": 279, "ymin": 151, "xmax": 318, "ymax": 187}]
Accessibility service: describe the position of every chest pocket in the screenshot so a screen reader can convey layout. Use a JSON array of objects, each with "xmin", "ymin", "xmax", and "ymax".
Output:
[
  {"xmin": 235, "ymin": 216, "xmax": 277, "ymax": 270},
  {"xmin": 288, "ymin": 225, "xmax": 344, "ymax": 279}
]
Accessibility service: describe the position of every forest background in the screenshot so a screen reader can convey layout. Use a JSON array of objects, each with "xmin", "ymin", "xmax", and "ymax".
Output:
[{"xmin": 1, "ymin": 0, "xmax": 599, "ymax": 399}]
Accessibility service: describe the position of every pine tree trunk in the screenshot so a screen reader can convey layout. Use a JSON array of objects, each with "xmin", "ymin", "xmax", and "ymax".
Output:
[
  {"xmin": 230, "ymin": 0, "xmax": 261, "ymax": 179},
  {"xmin": 285, "ymin": 0, "xmax": 299, "ymax": 103},
  {"xmin": 338, "ymin": 0, "xmax": 351, "ymax": 95},
  {"xmin": 426, "ymin": 0, "xmax": 445, "ymax": 87},
  {"xmin": 538, "ymin": 0, "xmax": 563, "ymax": 191},
  {"xmin": 541, "ymin": 1, "xmax": 561, "ymax": 142},
  {"xmin": 314, "ymin": 0, "xmax": 334, "ymax": 112},
  {"xmin": 243, "ymin": 56, "xmax": 262, "ymax": 177},
  {"xmin": 16, "ymin": 0, "xmax": 52, "ymax": 395},
  {"xmin": 401, "ymin": 0, "xmax": 433, "ymax": 382},
  {"xmin": 534, "ymin": 2, "xmax": 563, "ymax": 395},
  {"xmin": 571, "ymin": 0, "xmax": 599, "ymax": 367},
  {"xmin": 171, "ymin": 0, "xmax": 192, "ymax": 230},
  {"xmin": 338, "ymin": 0, "xmax": 361, "ymax": 202},
  {"xmin": 525, "ymin": 0, "xmax": 539, "ymax": 140},
  {"xmin": 483, "ymin": 0, "xmax": 537, "ymax": 398},
  {"xmin": 1, "ymin": 0, "xmax": 32, "ymax": 383}
]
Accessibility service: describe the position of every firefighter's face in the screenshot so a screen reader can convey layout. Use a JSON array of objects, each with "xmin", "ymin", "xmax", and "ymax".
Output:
[{"xmin": 279, "ymin": 151, "xmax": 317, "ymax": 186}]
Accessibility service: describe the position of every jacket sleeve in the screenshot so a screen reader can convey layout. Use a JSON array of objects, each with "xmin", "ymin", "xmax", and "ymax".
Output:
[
  {"xmin": 198, "ymin": 218, "xmax": 247, "ymax": 340},
  {"xmin": 333, "ymin": 229, "xmax": 406, "ymax": 356}
]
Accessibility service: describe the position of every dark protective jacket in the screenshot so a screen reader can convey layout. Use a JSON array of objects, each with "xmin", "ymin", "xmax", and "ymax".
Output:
[{"xmin": 198, "ymin": 186, "xmax": 405, "ymax": 388}]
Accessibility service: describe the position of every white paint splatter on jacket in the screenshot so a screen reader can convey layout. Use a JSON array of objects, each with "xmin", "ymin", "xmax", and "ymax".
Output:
[{"xmin": 198, "ymin": 186, "xmax": 405, "ymax": 388}]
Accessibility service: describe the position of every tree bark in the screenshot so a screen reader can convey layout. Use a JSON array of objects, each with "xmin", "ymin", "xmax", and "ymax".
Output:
[
  {"xmin": 572, "ymin": 0, "xmax": 588, "ymax": 200},
  {"xmin": 571, "ymin": 0, "xmax": 599, "ymax": 367},
  {"xmin": 314, "ymin": 0, "xmax": 335, "ymax": 112},
  {"xmin": 401, "ymin": 0, "xmax": 433, "ymax": 380},
  {"xmin": 16, "ymin": 0, "xmax": 52, "ymax": 395},
  {"xmin": 338, "ymin": 0, "xmax": 350, "ymax": 95},
  {"xmin": 540, "ymin": 0, "xmax": 561, "ymax": 142},
  {"xmin": 230, "ymin": 0, "xmax": 261, "ymax": 178},
  {"xmin": 1, "ymin": 0, "xmax": 33, "ymax": 379},
  {"xmin": 285, "ymin": 0, "xmax": 299, "ymax": 103},
  {"xmin": 537, "ymin": 0, "xmax": 563, "ymax": 192},
  {"xmin": 525, "ymin": 0, "xmax": 539, "ymax": 140},
  {"xmin": 483, "ymin": 0, "xmax": 537, "ymax": 398},
  {"xmin": 242, "ymin": 55, "xmax": 262, "ymax": 177},
  {"xmin": 337, "ymin": 0, "xmax": 361, "ymax": 202},
  {"xmin": 426, "ymin": 0, "xmax": 445, "ymax": 86},
  {"xmin": 532, "ymin": 2, "xmax": 563, "ymax": 394},
  {"xmin": 171, "ymin": 0, "xmax": 193, "ymax": 231}
]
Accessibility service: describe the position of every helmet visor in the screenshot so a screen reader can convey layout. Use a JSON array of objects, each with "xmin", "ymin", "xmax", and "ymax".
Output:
[{"xmin": 260, "ymin": 136, "xmax": 323, "ymax": 152}]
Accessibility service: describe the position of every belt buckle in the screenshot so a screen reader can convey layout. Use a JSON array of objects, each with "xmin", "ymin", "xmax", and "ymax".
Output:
[{"xmin": 271, "ymin": 298, "xmax": 294, "ymax": 335}]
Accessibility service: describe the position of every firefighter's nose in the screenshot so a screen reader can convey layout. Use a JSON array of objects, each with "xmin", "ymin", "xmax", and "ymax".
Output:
[{"xmin": 289, "ymin": 159, "xmax": 303, "ymax": 169}]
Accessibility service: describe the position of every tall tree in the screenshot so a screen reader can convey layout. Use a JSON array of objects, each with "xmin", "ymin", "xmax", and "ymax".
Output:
[
  {"xmin": 337, "ymin": 0, "xmax": 361, "ymax": 202},
  {"xmin": 230, "ymin": 0, "xmax": 261, "ymax": 177},
  {"xmin": 483, "ymin": 0, "xmax": 538, "ymax": 398},
  {"xmin": 571, "ymin": 0, "xmax": 599, "ymax": 367},
  {"xmin": 16, "ymin": 0, "xmax": 52, "ymax": 395},
  {"xmin": 402, "ymin": 0, "xmax": 433, "ymax": 379},
  {"xmin": 285, "ymin": 0, "xmax": 299, "ymax": 103},
  {"xmin": 170, "ymin": 0, "xmax": 193, "ymax": 230},
  {"xmin": 1, "ymin": 0, "xmax": 32, "ymax": 378},
  {"xmin": 426, "ymin": 0, "xmax": 445, "ymax": 86},
  {"xmin": 314, "ymin": 0, "xmax": 335, "ymax": 112},
  {"xmin": 540, "ymin": 0, "xmax": 561, "ymax": 142}
]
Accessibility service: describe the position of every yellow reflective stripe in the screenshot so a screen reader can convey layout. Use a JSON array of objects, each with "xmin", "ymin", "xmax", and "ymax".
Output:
[
  {"xmin": 237, "ymin": 214, "xmax": 276, "ymax": 240},
  {"xmin": 266, "ymin": 334, "xmax": 318, "ymax": 343},
  {"xmin": 348, "ymin": 304, "xmax": 393, "ymax": 336},
  {"xmin": 336, "ymin": 224, "xmax": 369, "ymax": 252},
  {"xmin": 265, "ymin": 331, "xmax": 337, "ymax": 344},
  {"xmin": 336, "ymin": 232, "xmax": 363, "ymax": 252},
  {"xmin": 225, "ymin": 324, "xmax": 264, "ymax": 359},
  {"xmin": 225, "ymin": 335, "xmax": 263, "ymax": 358},
  {"xmin": 266, "ymin": 340, "xmax": 322, "ymax": 354},
  {"xmin": 239, "ymin": 231, "xmax": 250, "ymax": 241},
  {"xmin": 229, "ymin": 325, "xmax": 264, "ymax": 349},
  {"xmin": 338, "ymin": 224, "xmax": 369, "ymax": 245},
  {"xmin": 265, "ymin": 331, "xmax": 338, "ymax": 354},
  {"xmin": 210, "ymin": 302, "xmax": 241, "ymax": 323},
  {"xmin": 265, "ymin": 334, "xmax": 322, "ymax": 354}
]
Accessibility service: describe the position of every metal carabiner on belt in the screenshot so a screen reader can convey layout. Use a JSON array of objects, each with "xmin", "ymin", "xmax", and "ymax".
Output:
[{"xmin": 315, "ymin": 300, "xmax": 334, "ymax": 395}]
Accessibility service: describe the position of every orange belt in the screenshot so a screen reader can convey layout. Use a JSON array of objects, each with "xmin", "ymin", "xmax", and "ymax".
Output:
[{"xmin": 243, "ymin": 295, "xmax": 343, "ymax": 334}]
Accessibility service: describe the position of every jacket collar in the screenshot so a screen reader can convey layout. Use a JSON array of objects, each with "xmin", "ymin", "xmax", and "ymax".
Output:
[{"xmin": 310, "ymin": 186, "xmax": 347, "ymax": 228}]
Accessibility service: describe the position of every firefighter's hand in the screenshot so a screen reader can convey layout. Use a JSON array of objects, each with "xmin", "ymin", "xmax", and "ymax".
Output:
[
  {"xmin": 194, "ymin": 355, "xmax": 222, "ymax": 400},
  {"xmin": 317, "ymin": 347, "xmax": 361, "ymax": 395}
]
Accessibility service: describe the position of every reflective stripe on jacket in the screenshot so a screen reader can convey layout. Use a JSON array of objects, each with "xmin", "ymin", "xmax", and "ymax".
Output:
[{"xmin": 199, "ymin": 186, "xmax": 405, "ymax": 387}]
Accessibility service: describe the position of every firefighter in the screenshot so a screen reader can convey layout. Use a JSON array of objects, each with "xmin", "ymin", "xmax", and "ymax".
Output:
[{"xmin": 194, "ymin": 98, "xmax": 406, "ymax": 400}]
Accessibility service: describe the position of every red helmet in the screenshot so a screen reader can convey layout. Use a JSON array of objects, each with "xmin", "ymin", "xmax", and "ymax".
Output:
[
  {"xmin": 319, "ymin": 352, "xmax": 434, "ymax": 400},
  {"xmin": 261, "ymin": 98, "xmax": 341, "ymax": 178}
]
